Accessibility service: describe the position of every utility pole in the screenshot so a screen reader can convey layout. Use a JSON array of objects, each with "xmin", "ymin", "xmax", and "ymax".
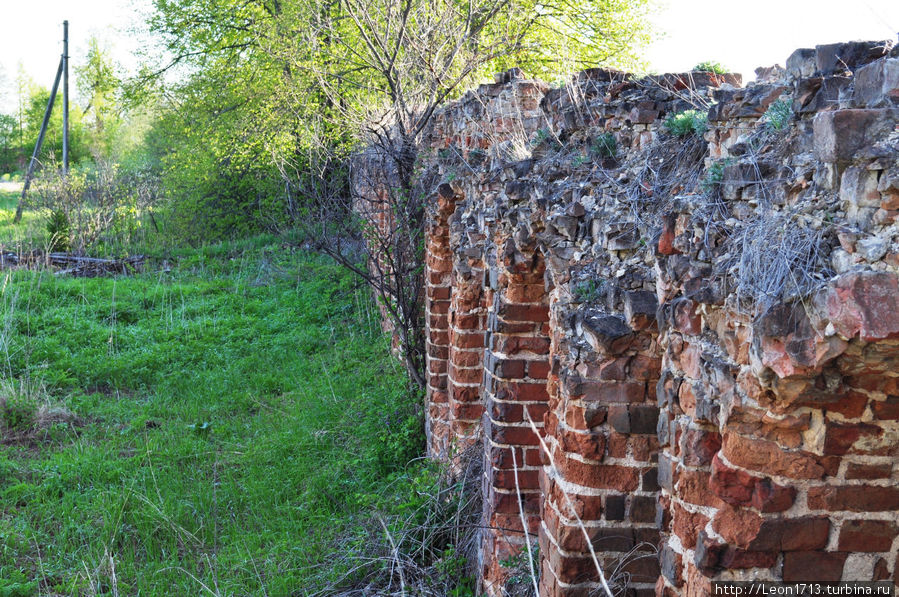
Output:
[
  {"xmin": 63, "ymin": 20, "xmax": 69, "ymax": 174},
  {"xmin": 13, "ymin": 20, "xmax": 69, "ymax": 224}
]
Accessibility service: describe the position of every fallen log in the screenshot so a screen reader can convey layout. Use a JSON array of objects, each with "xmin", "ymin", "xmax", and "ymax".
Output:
[{"xmin": 0, "ymin": 251, "xmax": 145, "ymax": 277}]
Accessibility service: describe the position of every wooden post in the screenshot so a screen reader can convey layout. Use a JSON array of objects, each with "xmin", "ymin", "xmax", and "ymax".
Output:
[
  {"xmin": 63, "ymin": 20, "xmax": 69, "ymax": 174},
  {"xmin": 13, "ymin": 56, "xmax": 64, "ymax": 224}
]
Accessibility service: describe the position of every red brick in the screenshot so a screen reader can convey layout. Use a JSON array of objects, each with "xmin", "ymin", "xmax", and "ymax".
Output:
[
  {"xmin": 453, "ymin": 331, "xmax": 485, "ymax": 348},
  {"xmin": 492, "ymin": 380, "xmax": 549, "ymax": 402},
  {"xmin": 583, "ymin": 381, "xmax": 648, "ymax": 403},
  {"xmin": 711, "ymin": 506, "xmax": 763, "ymax": 549},
  {"xmin": 710, "ymin": 455, "xmax": 796, "ymax": 513},
  {"xmin": 615, "ymin": 553, "xmax": 661, "ymax": 582},
  {"xmin": 808, "ymin": 485, "xmax": 899, "ymax": 511},
  {"xmin": 559, "ymin": 428, "xmax": 605, "ymax": 460},
  {"xmin": 449, "ymin": 348, "xmax": 481, "ymax": 367},
  {"xmin": 677, "ymin": 469, "xmax": 725, "ymax": 508},
  {"xmin": 528, "ymin": 360, "xmax": 551, "ymax": 380},
  {"xmin": 428, "ymin": 285, "xmax": 451, "ymax": 300},
  {"xmin": 845, "ymin": 462, "xmax": 893, "ymax": 479},
  {"xmin": 449, "ymin": 383, "xmax": 481, "ymax": 403},
  {"xmin": 631, "ymin": 436, "xmax": 659, "ymax": 461},
  {"xmin": 782, "ymin": 552, "xmax": 847, "ymax": 582},
  {"xmin": 454, "ymin": 313, "xmax": 482, "ymax": 329},
  {"xmin": 490, "ymin": 358, "xmax": 526, "ymax": 379},
  {"xmin": 451, "ymin": 401, "xmax": 484, "ymax": 420},
  {"xmin": 824, "ymin": 421, "xmax": 883, "ymax": 455},
  {"xmin": 681, "ymin": 428, "xmax": 721, "ymax": 467},
  {"xmin": 608, "ymin": 432, "xmax": 628, "ymax": 458},
  {"xmin": 564, "ymin": 404, "xmax": 607, "ymax": 430},
  {"xmin": 488, "ymin": 422, "xmax": 540, "ymax": 445},
  {"xmin": 587, "ymin": 357, "xmax": 629, "ymax": 381},
  {"xmin": 872, "ymin": 396, "xmax": 899, "ymax": 420},
  {"xmin": 430, "ymin": 330, "xmax": 450, "ymax": 345},
  {"xmin": 873, "ymin": 557, "xmax": 890, "ymax": 581},
  {"xmin": 492, "ymin": 335, "xmax": 551, "ymax": 355},
  {"xmin": 555, "ymin": 453, "xmax": 640, "ymax": 491},
  {"xmin": 448, "ymin": 363, "xmax": 482, "ymax": 384},
  {"xmin": 803, "ymin": 390, "xmax": 869, "ymax": 418},
  {"xmin": 722, "ymin": 434, "xmax": 825, "ymax": 479},
  {"xmin": 751, "ymin": 516, "xmax": 831, "ymax": 552},
  {"xmin": 838, "ymin": 519, "xmax": 898, "ymax": 551},
  {"xmin": 493, "ymin": 468, "xmax": 541, "ymax": 490},
  {"xmin": 498, "ymin": 303, "xmax": 549, "ymax": 323},
  {"xmin": 504, "ymin": 284, "xmax": 547, "ymax": 303},
  {"xmin": 671, "ymin": 501, "xmax": 709, "ymax": 549},
  {"xmin": 629, "ymin": 355, "xmax": 662, "ymax": 381},
  {"xmin": 429, "ymin": 299, "xmax": 451, "ymax": 315}
]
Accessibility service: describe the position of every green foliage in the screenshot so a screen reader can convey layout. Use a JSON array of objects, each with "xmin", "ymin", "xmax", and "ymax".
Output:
[
  {"xmin": 45, "ymin": 209, "xmax": 70, "ymax": 252},
  {"xmin": 763, "ymin": 98, "xmax": 792, "ymax": 131},
  {"xmin": 484, "ymin": 0, "xmax": 656, "ymax": 76},
  {"xmin": 693, "ymin": 61, "xmax": 728, "ymax": 74},
  {"xmin": 501, "ymin": 541, "xmax": 540, "ymax": 587},
  {"xmin": 0, "ymin": 571, "xmax": 37, "ymax": 597},
  {"xmin": 573, "ymin": 278, "xmax": 605, "ymax": 302},
  {"xmin": 0, "ymin": 395, "xmax": 37, "ymax": 432},
  {"xmin": 533, "ymin": 127, "xmax": 560, "ymax": 149},
  {"xmin": 701, "ymin": 158, "xmax": 733, "ymax": 194},
  {"xmin": 0, "ymin": 238, "xmax": 424, "ymax": 593},
  {"xmin": 664, "ymin": 109, "xmax": 708, "ymax": 137},
  {"xmin": 591, "ymin": 133, "xmax": 617, "ymax": 158},
  {"xmin": 76, "ymin": 36, "xmax": 124, "ymax": 158}
]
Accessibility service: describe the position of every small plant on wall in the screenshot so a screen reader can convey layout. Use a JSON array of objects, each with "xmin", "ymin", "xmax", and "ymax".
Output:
[
  {"xmin": 692, "ymin": 60, "xmax": 728, "ymax": 74},
  {"xmin": 663, "ymin": 109, "xmax": 708, "ymax": 137},
  {"xmin": 591, "ymin": 133, "xmax": 617, "ymax": 158}
]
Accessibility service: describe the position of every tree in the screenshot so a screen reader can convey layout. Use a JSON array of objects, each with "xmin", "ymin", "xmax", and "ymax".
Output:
[
  {"xmin": 143, "ymin": 0, "xmax": 655, "ymax": 385},
  {"xmin": 76, "ymin": 37, "xmax": 123, "ymax": 158}
]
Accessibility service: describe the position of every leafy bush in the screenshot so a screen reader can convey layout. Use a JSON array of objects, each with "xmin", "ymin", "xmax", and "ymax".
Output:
[
  {"xmin": 763, "ymin": 98, "xmax": 792, "ymax": 131},
  {"xmin": 29, "ymin": 160, "xmax": 161, "ymax": 254},
  {"xmin": 701, "ymin": 158, "xmax": 733, "ymax": 194},
  {"xmin": 0, "ymin": 395, "xmax": 37, "ymax": 432},
  {"xmin": 591, "ymin": 133, "xmax": 617, "ymax": 158},
  {"xmin": 573, "ymin": 278, "xmax": 605, "ymax": 302},
  {"xmin": 46, "ymin": 209, "xmax": 71, "ymax": 252},
  {"xmin": 693, "ymin": 61, "xmax": 728, "ymax": 74},
  {"xmin": 664, "ymin": 109, "xmax": 708, "ymax": 137}
]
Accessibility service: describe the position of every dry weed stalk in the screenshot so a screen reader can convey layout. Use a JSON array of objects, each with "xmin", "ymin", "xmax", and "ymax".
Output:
[{"xmin": 310, "ymin": 444, "xmax": 485, "ymax": 596}]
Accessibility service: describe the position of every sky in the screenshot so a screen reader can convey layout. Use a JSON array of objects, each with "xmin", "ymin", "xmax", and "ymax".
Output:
[
  {"xmin": 646, "ymin": 0, "xmax": 899, "ymax": 78},
  {"xmin": 0, "ymin": 0, "xmax": 898, "ymax": 113}
]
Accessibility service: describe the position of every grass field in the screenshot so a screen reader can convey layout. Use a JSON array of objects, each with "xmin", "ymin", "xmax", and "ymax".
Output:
[
  {"xmin": 0, "ymin": 183, "xmax": 46, "ymax": 250},
  {"xmin": 0, "ymin": 231, "xmax": 426, "ymax": 595}
]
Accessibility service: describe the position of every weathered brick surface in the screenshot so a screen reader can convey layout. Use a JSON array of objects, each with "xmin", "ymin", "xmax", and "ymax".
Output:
[{"xmin": 358, "ymin": 40, "xmax": 899, "ymax": 597}]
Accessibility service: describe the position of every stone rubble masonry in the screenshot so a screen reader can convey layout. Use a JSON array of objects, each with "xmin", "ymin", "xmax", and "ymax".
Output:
[{"xmin": 359, "ymin": 39, "xmax": 899, "ymax": 597}]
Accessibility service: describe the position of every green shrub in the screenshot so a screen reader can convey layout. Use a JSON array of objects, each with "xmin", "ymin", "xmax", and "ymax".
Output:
[
  {"xmin": 46, "ymin": 209, "xmax": 71, "ymax": 252},
  {"xmin": 763, "ymin": 98, "xmax": 792, "ymax": 131},
  {"xmin": 573, "ymin": 278, "xmax": 605, "ymax": 302},
  {"xmin": 0, "ymin": 395, "xmax": 37, "ymax": 432},
  {"xmin": 591, "ymin": 133, "xmax": 617, "ymax": 158},
  {"xmin": 701, "ymin": 158, "xmax": 733, "ymax": 194},
  {"xmin": 693, "ymin": 61, "xmax": 728, "ymax": 74},
  {"xmin": 664, "ymin": 109, "xmax": 708, "ymax": 137}
]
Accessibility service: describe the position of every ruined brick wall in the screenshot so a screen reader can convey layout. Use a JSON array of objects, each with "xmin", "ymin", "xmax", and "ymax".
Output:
[{"xmin": 362, "ymin": 39, "xmax": 899, "ymax": 596}]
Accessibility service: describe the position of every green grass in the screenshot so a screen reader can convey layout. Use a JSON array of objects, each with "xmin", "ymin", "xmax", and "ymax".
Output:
[
  {"xmin": 0, "ymin": 183, "xmax": 47, "ymax": 250},
  {"xmin": 0, "ymin": 235, "xmax": 424, "ymax": 595}
]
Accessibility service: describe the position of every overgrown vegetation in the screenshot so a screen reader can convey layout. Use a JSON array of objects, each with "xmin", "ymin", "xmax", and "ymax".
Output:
[
  {"xmin": 0, "ymin": 234, "xmax": 439, "ymax": 594},
  {"xmin": 692, "ymin": 60, "xmax": 728, "ymax": 74},
  {"xmin": 762, "ymin": 98, "xmax": 792, "ymax": 131},
  {"xmin": 591, "ymin": 133, "xmax": 618, "ymax": 158},
  {"xmin": 663, "ymin": 109, "xmax": 708, "ymax": 137},
  {"xmin": 0, "ymin": 0, "xmax": 661, "ymax": 592}
]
